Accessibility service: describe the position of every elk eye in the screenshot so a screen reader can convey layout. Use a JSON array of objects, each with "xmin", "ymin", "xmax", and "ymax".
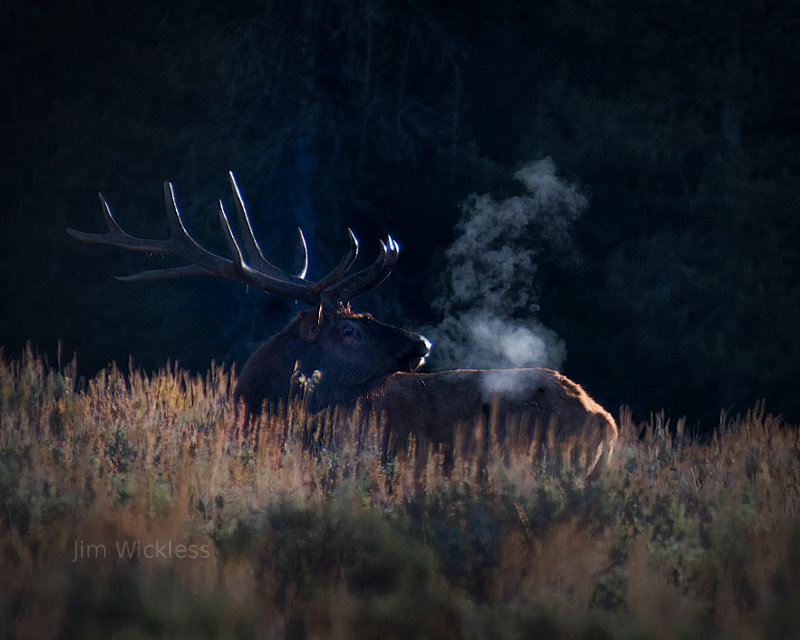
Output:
[{"xmin": 342, "ymin": 325, "xmax": 357, "ymax": 337}]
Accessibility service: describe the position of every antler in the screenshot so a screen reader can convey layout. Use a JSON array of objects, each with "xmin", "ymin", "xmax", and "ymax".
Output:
[{"xmin": 66, "ymin": 172, "xmax": 399, "ymax": 306}]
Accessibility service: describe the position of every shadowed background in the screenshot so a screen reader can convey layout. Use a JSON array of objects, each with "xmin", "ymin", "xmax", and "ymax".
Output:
[{"xmin": 2, "ymin": 0, "xmax": 798, "ymax": 429}]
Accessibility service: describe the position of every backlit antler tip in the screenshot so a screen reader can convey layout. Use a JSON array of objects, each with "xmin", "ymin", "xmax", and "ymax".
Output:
[
  {"xmin": 296, "ymin": 227, "xmax": 309, "ymax": 279},
  {"xmin": 228, "ymin": 171, "xmax": 242, "ymax": 195}
]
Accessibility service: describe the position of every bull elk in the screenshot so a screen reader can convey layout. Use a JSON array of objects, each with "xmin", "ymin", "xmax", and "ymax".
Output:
[
  {"xmin": 68, "ymin": 172, "xmax": 617, "ymax": 474},
  {"xmin": 67, "ymin": 172, "xmax": 431, "ymax": 417}
]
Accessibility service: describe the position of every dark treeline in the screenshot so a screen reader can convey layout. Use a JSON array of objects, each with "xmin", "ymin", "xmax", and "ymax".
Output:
[{"xmin": 2, "ymin": 0, "xmax": 798, "ymax": 428}]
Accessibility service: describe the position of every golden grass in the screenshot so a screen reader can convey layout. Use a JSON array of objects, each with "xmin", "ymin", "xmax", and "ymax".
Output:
[{"xmin": 1, "ymin": 346, "xmax": 799, "ymax": 638}]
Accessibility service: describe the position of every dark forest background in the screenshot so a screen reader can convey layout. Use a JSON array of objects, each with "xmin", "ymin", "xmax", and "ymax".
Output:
[{"xmin": 2, "ymin": 0, "xmax": 799, "ymax": 428}]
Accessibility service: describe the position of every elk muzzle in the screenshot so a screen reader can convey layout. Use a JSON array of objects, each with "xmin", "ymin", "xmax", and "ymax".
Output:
[{"xmin": 398, "ymin": 333, "xmax": 432, "ymax": 371}]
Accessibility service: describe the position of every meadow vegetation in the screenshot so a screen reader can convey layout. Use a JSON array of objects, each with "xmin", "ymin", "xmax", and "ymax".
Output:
[{"xmin": 1, "ymin": 346, "xmax": 799, "ymax": 639}]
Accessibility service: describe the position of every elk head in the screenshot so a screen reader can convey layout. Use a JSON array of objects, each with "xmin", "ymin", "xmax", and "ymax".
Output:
[
  {"xmin": 67, "ymin": 172, "xmax": 431, "ymax": 415},
  {"xmin": 235, "ymin": 303, "xmax": 430, "ymax": 414}
]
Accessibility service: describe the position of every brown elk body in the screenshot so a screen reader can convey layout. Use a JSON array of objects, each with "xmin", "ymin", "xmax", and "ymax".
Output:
[{"xmin": 370, "ymin": 368, "xmax": 617, "ymax": 475}]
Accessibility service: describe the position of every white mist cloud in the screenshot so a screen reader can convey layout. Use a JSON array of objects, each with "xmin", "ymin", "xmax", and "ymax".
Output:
[{"xmin": 426, "ymin": 157, "xmax": 588, "ymax": 373}]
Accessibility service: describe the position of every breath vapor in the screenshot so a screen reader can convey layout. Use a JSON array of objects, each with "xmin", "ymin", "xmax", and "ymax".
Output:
[{"xmin": 426, "ymin": 157, "xmax": 588, "ymax": 382}]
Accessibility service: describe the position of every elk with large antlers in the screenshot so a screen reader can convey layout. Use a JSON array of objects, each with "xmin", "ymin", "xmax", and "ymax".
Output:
[
  {"xmin": 67, "ymin": 172, "xmax": 431, "ymax": 417},
  {"xmin": 69, "ymin": 173, "xmax": 616, "ymax": 475}
]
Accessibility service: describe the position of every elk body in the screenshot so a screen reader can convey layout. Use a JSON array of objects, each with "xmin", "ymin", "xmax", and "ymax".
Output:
[{"xmin": 371, "ymin": 368, "xmax": 617, "ymax": 475}]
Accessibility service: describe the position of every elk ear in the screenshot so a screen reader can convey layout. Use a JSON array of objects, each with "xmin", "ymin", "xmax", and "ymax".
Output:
[{"xmin": 299, "ymin": 305, "xmax": 322, "ymax": 342}]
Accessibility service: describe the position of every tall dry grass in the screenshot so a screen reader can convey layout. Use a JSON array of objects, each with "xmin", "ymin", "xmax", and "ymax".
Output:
[{"xmin": 1, "ymin": 346, "xmax": 799, "ymax": 639}]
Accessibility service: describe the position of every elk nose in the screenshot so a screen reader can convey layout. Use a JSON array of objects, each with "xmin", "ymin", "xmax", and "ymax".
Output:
[
  {"xmin": 395, "ymin": 332, "xmax": 432, "ymax": 370},
  {"xmin": 417, "ymin": 335, "xmax": 432, "ymax": 358},
  {"xmin": 403, "ymin": 334, "xmax": 431, "ymax": 371}
]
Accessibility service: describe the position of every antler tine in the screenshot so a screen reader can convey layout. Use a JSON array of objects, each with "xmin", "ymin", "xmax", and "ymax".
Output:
[
  {"xmin": 310, "ymin": 228, "xmax": 359, "ymax": 295},
  {"xmin": 323, "ymin": 235, "xmax": 400, "ymax": 303},
  {"xmin": 116, "ymin": 264, "xmax": 212, "ymax": 282},
  {"xmin": 216, "ymin": 198, "xmax": 248, "ymax": 270},
  {"xmin": 216, "ymin": 200, "xmax": 320, "ymax": 304},
  {"xmin": 163, "ymin": 182, "xmax": 229, "ymax": 263},
  {"xmin": 66, "ymin": 193, "xmax": 172, "ymax": 253},
  {"xmin": 124, "ymin": 181, "xmax": 236, "ymax": 280},
  {"xmin": 228, "ymin": 171, "xmax": 356, "ymax": 291},
  {"xmin": 97, "ymin": 193, "xmax": 120, "ymax": 230},
  {"xmin": 77, "ymin": 183, "xmax": 240, "ymax": 283},
  {"xmin": 228, "ymin": 171, "xmax": 304, "ymax": 280},
  {"xmin": 221, "ymin": 179, "xmax": 361, "ymax": 302},
  {"xmin": 296, "ymin": 228, "xmax": 309, "ymax": 279}
]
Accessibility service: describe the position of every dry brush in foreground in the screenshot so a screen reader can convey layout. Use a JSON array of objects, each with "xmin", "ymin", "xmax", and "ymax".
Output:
[{"xmin": 1, "ymin": 347, "xmax": 799, "ymax": 639}]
